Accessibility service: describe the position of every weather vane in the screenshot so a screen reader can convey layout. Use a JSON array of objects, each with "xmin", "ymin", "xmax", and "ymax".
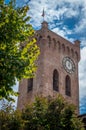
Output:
[{"xmin": 42, "ymin": 8, "xmax": 45, "ymax": 21}]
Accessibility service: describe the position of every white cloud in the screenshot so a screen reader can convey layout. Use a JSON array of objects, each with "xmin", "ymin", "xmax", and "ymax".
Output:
[
  {"xmin": 16, "ymin": 0, "xmax": 86, "ymax": 32},
  {"xmin": 52, "ymin": 27, "xmax": 67, "ymax": 38},
  {"xmin": 79, "ymin": 46, "xmax": 86, "ymax": 98},
  {"xmin": 75, "ymin": 18, "xmax": 86, "ymax": 33},
  {"xmin": 52, "ymin": 26, "xmax": 73, "ymax": 43},
  {"xmin": 80, "ymin": 38, "xmax": 86, "ymax": 47}
]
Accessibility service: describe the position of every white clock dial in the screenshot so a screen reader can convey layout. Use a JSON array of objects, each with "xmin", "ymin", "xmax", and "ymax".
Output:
[
  {"xmin": 66, "ymin": 60, "xmax": 72, "ymax": 70},
  {"xmin": 62, "ymin": 57, "xmax": 75, "ymax": 74}
]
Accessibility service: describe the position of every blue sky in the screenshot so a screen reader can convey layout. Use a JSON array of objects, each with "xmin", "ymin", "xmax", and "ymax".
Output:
[{"xmin": 5, "ymin": 0, "xmax": 86, "ymax": 114}]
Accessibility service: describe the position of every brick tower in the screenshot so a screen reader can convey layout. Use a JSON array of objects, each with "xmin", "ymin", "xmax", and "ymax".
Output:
[{"xmin": 17, "ymin": 21, "xmax": 80, "ymax": 112}]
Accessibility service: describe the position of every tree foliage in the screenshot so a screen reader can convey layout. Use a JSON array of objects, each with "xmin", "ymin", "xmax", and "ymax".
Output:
[
  {"xmin": 22, "ymin": 95, "xmax": 84, "ymax": 130},
  {"xmin": 0, "ymin": 101, "xmax": 22, "ymax": 130},
  {"xmin": 0, "ymin": 96, "xmax": 85, "ymax": 130},
  {"xmin": 0, "ymin": 0, "xmax": 40, "ymax": 100}
]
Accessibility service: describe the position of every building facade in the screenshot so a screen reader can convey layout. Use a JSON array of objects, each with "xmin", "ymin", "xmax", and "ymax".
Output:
[{"xmin": 17, "ymin": 21, "xmax": 80, "ymax": 113}]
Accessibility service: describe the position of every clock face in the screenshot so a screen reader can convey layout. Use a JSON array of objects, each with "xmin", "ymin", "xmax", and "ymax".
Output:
[{"xmin": 62, "ymin": 57, "xmax": 75, "ymax": 74}]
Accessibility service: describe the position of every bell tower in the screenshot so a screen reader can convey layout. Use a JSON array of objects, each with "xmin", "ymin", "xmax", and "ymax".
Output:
[{"xmin": 17, "ymin": 21, "xmax": 80, "ymax": 113}]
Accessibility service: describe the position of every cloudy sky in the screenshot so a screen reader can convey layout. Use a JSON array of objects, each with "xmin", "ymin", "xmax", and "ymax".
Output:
[{"xmin": 5, "ymin": 0, "xmax": 86, "ymax": 114}]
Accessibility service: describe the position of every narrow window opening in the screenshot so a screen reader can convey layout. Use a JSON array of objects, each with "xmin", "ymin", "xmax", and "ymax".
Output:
[
  {"xmin": 47, "ymin": 35, "xmax": 51, "ymax": 47},
  {"xmin": 28, "ymin": 78, "xmax": 33, "ymax": 92},
  {"xmin": 65, "ymin": 75, "xmax": 71, "ymax": 96},
  {"xmin": 53, "ymin": 69, "xmax": 59, "ymax": 91},
  {"xmin": 39, "ymin": 36, "xmax": 42, "ymax": 41}
]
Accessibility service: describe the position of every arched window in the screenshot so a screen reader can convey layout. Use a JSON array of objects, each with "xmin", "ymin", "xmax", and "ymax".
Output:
[
  {"xmin": 39, "ymin": 36, "xmax": 42, "ymax": 41},
  {"xmin": 57, "ymin": 41, "xmax": 61, "ymax": 51},
  {"xmin": 53, "ymin": 69, "xmax": 59, "ymax": 91},
  {"xmin": 65, "ymin": 75, "xmax": 71, "ymax": 96},
  {"xmin": 53, "ymin": 38, "xmax": 56, "ymax": 48},
  {"xmin": 62, "ymin": 44, "xmax": 65, "ymax": 52},
  {"xmin": 67, "ymin": 46, "xmax": 70, "ymax": 55},
  {"xmin": 28, "ymin": 78, "xmax": 33, "ymax": 92},
  {"xmin": 71, "ymin": 49, "xmax": 74, "ymax": 57},
  {"xmin": 47, "ymin": 35, "xmax": 51, "ymax": 47}
]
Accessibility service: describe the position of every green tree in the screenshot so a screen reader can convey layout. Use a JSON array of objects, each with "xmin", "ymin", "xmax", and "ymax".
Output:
[
  {"xmin": 0, "ymin": 96, "xmax": 84, "ymax": 130},
  {"xmin": 0, "ymin": 0, "xmax": 40, "ymax": 100},
  {"xmin": 22, "ymin": 97, "xmax": 48, "ymax": 130},
  {"xmin": 46, "ymin": 95, "xmax": 84, "ymax": 130},
  {"xmin": 22, "ymin": 95, "xmax": 85, "ymax": 130},
  {"xmin": 0, "ymin": 101, "xmax": 23, "ymax": 130}
]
